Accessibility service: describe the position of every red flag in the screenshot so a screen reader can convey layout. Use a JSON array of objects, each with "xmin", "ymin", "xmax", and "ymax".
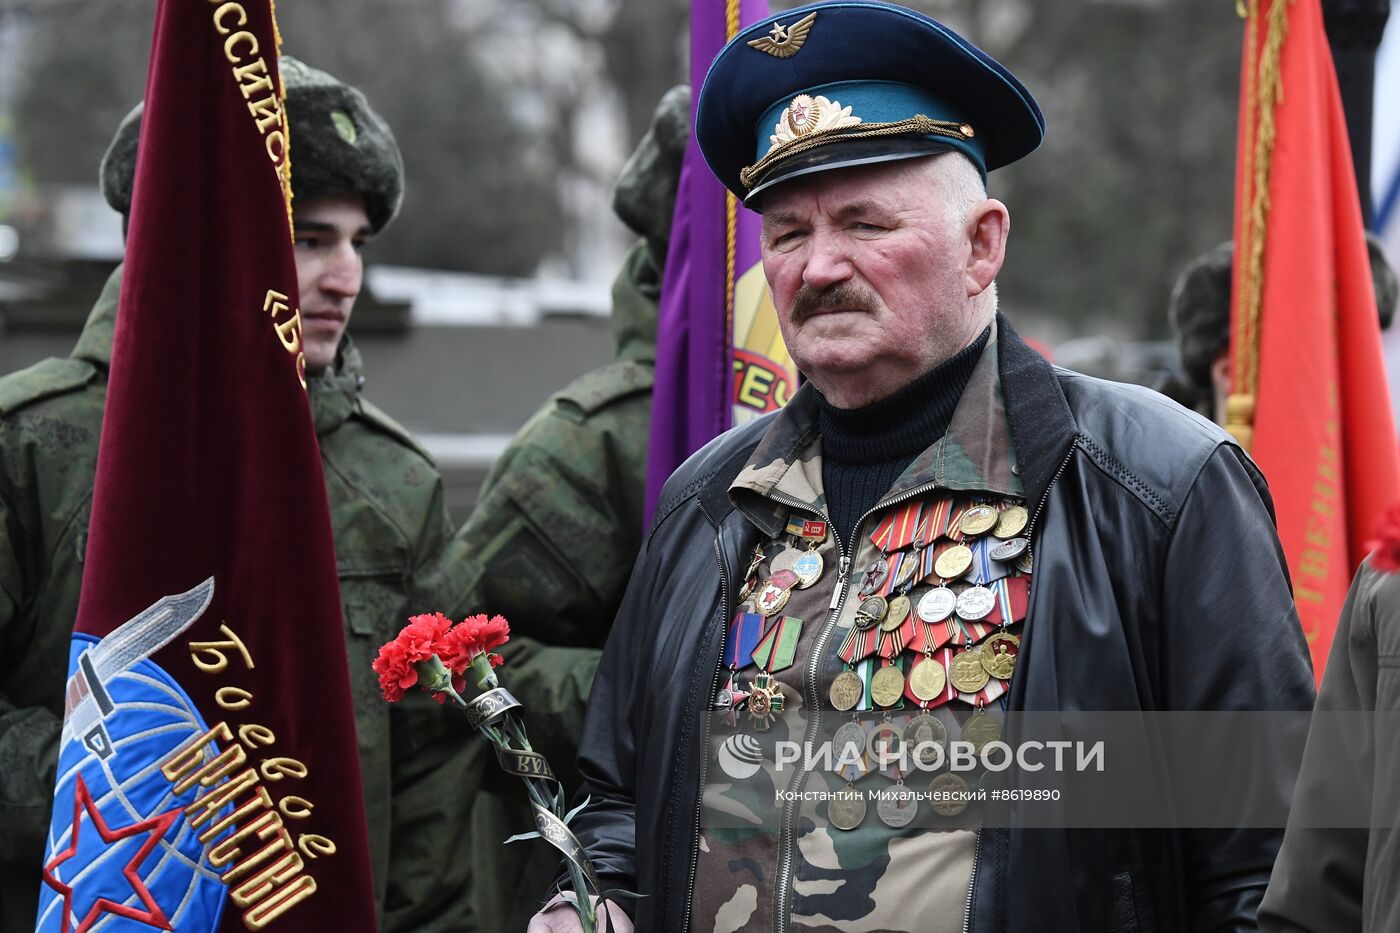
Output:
[
  {"xmin": 36, "ymin": 0, "xmax": 376, "ymax": 929},
  {"xmin": 1227, "ymin": 0, "xmax": 1400, "ymax": 681}
]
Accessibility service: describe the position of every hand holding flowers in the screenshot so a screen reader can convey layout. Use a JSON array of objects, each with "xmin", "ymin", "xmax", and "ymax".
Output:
[{"xmin": 373, "ymin": 612, "xmax": 617, "ymax": 933}]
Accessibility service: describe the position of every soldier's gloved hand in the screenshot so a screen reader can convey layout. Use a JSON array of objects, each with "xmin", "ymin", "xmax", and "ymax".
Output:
[{"xmin": 526, "ymin": 893, "xmax": 634, "ymax": 933}]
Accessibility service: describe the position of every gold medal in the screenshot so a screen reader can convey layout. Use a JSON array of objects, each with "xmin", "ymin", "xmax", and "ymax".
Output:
[
  {"xmin": 959, "ymin": 504, "xmax": 998, "ymax": 537},
  {"xmin": 892, "ymin": 554, "xmax": 918, "ymax": 590},
  {"xmin": 1015, "ymin": 549, "xmax": 1033, "ymax": 574},
  {"xmin": 980, "ymin": 632, "xmax": 1020, "ymax": 680},
  {"xmin": 746, "ymin": 671, "xmax": 786, "ymax": 731},
  {"xmin": 934, "ymin": 544, "xmax": 973, "ymax": 580},
  {"xmin": 992, "ymin": 504, "xmax": 1029, "ymax": 539},
  {"xmin": 880, "ymin": 593, "xmax": 912, "ymax": 633},
  {"xmin": 829, "ymin": 789, "xmax": 867, "ymax": 830},
  {"xmin": 949, "ymin": 647, "xmax": 991, "ymax": 693},
  {"xmin": 961, "ymin": 709, "xmax": 1002, "ymax": 752},
  {"xmin": 870, "ymin": 665, "xmax": 905, "ymax": 708},
  {"xmin": 829, "ymin": 669, "xmax": 863, "ymax": 711},
  {"xmin": 929, "ymin": 772, "xmax": 970, "ymax": 816},
  {"xmin": 853, "ymin": 594, "xmax": 887, "ymax": 630},
  {"xmin": 908, "ymin": 655, "xmax": 948, "ymax": 702}
]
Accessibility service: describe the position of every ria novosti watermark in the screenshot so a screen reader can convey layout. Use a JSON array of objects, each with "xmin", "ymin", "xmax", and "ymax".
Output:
[
  {"xmin": 759, "ymin": 737, "xmax": 1105, "ymax": 777},
  {"xmin": 704, "ymin": 711, "xmax": 1400, "ymax": 829}
]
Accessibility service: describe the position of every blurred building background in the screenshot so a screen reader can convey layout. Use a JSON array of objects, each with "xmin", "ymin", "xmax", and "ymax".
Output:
[{"xmin": 1, "ymin": 0, "xmax": 1395, "ymax": 521}]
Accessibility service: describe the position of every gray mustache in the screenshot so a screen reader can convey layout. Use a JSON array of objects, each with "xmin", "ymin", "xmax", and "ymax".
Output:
[{"xmin": 790, "ymin": 282, "xmax": 880, "ymax": 323}]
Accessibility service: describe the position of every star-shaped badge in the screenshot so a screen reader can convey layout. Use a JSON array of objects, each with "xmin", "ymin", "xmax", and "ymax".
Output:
[{"xmin": 42, "ymin": 773, "xmax": 180, "ymax": 933}]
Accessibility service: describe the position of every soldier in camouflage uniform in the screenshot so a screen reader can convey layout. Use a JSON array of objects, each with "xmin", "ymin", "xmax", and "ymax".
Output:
[
  {"xmin": 0, "ymin": 59, "xmax": 477, "ymax": 931},
  {"xmin": 532, "ymin": 4, "xmax": 1313, "ymax": 931},
  {"xmin": 439, "ymin": 86, "xmax": 688, "ymax": 931}
]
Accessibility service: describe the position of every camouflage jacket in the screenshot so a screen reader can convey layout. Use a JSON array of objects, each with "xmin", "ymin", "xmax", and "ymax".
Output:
[
  {"xmin": 434, "ymin": 241, "xmax": 658, "ymax": 929},
  {"xmin": 567, "ymin": 313, "xmax": 1314, "ymax": 932},
  {"xmin": 0, "ymin": 267, "xmax": 478, "ymax": 931}
]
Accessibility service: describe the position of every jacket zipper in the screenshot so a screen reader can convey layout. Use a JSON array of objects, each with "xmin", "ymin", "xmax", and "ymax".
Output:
[
  {"xmin": 960, "ymin": 435, "xmax": 1078, "ymax": 933},
  {"xmin": 767, "ymin": 484, "xmax": 942, "ymax": 933},
  {"xmin": 1022, "ymin": 438, "xmax": 1079, "ymax": 566},
  {"xmin": 681, "ymin": 536, "xmax": 734, "ymax": 933},
  {"xmin": 961, "ymin": 830, "xmax": 982, "ymax": 933}
]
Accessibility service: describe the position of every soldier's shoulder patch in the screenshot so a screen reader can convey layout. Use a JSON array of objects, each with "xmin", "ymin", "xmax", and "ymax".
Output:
[
  {"xmin": 555, "ymin": 360, "xmax": 654, "ymax": 420},
  {"xmin": 352, "ymin": 398, "xmax": 435, "ymax": 464},
  {"xmin": 0, "ymin": 358, "xmax": 101, "ymax": 418}
]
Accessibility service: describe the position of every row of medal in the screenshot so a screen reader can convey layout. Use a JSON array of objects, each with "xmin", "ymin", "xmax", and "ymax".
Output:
[
  {"xmin": 718, "ymin": 496, "xmax": 1033, "ymax": 732},
  {"xmin": 830, "ymin": 495, "xmax": 1030, "ymax": 715},
  {"xmin": 822, "ymin": 494, "xmax": 1032, "ymax": 830},
  {"xmin": 824, "ymin": 706, "xmax": 1006, "ymax": 829}
]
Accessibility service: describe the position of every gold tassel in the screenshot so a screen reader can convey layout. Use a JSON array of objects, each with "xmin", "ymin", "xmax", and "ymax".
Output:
[{"xmin": 1227, "ymin": 0, "xmax": 1290, "ymax": 452}]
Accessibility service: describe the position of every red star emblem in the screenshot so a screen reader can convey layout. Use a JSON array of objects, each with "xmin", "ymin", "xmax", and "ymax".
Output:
[{"xmin": 42, "ymin": 773, "xmax": 179, "ymax": 933}]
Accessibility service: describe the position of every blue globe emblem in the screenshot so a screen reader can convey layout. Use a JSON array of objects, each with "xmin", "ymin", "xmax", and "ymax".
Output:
[{"xmin": 36, "ymin": 626, "xmax": 230, "ymax": 932}]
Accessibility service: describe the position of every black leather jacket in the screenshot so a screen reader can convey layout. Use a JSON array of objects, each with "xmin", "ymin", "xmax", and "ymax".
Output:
[{"xmin": 570, "ymin": 316, "xmax": 1315, "ymax": 932}]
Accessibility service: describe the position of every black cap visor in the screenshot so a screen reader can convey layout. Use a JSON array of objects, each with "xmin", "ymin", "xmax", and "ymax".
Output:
[{"xmin": 744, "ymin": 136, "xmax": 959, "ymax": 205}]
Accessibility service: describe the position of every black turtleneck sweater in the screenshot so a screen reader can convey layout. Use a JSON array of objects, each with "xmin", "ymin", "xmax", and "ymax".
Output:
[{"xmin": 817, "ymin": 325, "xmax": 990, "ymax": 547}]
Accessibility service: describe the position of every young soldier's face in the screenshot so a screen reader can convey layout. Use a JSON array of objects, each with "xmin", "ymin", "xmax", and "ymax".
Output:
[{"xmin": 293, "ymin": 194, "xmax": 371, "ymax": 374}]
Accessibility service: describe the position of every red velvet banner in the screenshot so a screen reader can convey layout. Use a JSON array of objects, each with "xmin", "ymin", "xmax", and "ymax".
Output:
[{"xmin": 36, "ymin": 0, "xmax": 376, "ymax": 929}]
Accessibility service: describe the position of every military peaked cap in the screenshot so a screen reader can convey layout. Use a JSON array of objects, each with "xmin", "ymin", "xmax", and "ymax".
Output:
[{"xmin": 696, "ymin": 0, "xmax": 1045, "ymax": 203}]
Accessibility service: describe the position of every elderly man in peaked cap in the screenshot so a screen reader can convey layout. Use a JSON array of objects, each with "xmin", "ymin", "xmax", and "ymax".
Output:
[
  {"xmin": 529, "ymin": 3, "xmax": 1314, "ymax": 932},
  {"xmin": 0, "ymin": 59, "xmax": 474, "ymax": 931}
]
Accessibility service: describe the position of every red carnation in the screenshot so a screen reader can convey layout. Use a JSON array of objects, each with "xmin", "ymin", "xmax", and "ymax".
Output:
[
  {"xmin": 367, "ymin": 607, "xmax": 604, "ymax": 928},
  {"xmin": 1366, "ymin": 502, "xmax": 1400, "ymax": 573},
  {"xmin": 441, "ymin": 614, "xmax": 511, "ymax": 675},
  {"xmin": 372, "ymin": 612, "xmax": 454, "ymax": 702}
]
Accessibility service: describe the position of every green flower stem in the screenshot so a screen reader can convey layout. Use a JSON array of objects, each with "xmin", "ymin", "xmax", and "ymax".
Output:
[{"xmin": 434, "ymin": 655, "xmax": 599, "ymax": 933}]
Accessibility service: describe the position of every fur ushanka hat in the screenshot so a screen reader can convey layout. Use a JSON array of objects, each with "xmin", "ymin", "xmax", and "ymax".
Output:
[{"xmin": 100, "ymin": 56, "xmax": 404, "ymax": 233}]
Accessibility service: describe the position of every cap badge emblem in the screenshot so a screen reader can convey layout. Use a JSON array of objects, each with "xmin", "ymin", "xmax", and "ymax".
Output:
[
  {"xmin": 769, "ymin": 95, "xmax": 861, "ymax": 153},
  {"xmin": 331, "ymin": 110, "xmax": 358, "ymax": 145},
  {"xmin": 747, "ymin": 11, "xmax": 817, "ymax": 59}
]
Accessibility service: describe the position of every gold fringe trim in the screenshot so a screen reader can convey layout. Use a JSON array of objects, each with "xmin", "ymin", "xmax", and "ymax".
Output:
[
  {"xmin": 740, "ymin": 116, "xmax": 974, "ymax": 190},
  {"xmin": 1226, "ymin": 0, "xmax": 1290, "ymax": 451},
  {"xmin": 724, "ymin": 0, "xmax": 741, "ymax": 371},
  {"xmin": 269, "ymin": 0, "xmax": 294, "ymax": 242}
]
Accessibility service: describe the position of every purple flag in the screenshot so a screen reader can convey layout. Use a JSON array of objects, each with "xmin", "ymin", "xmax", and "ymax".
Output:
[{"xmin": 644, "ymin": 0, "xmax": 799, "ymax": 522}]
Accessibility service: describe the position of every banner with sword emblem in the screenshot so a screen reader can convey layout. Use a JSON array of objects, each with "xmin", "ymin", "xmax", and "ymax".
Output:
[{"xmin": 34, "ymin": 0, "xmax": 377, "ymax": 929}]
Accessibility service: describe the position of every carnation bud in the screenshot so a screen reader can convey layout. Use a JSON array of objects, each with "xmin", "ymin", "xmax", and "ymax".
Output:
[{"xmin": 415, "ymin": 654, "xmax": 455, "ymax": 697}]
